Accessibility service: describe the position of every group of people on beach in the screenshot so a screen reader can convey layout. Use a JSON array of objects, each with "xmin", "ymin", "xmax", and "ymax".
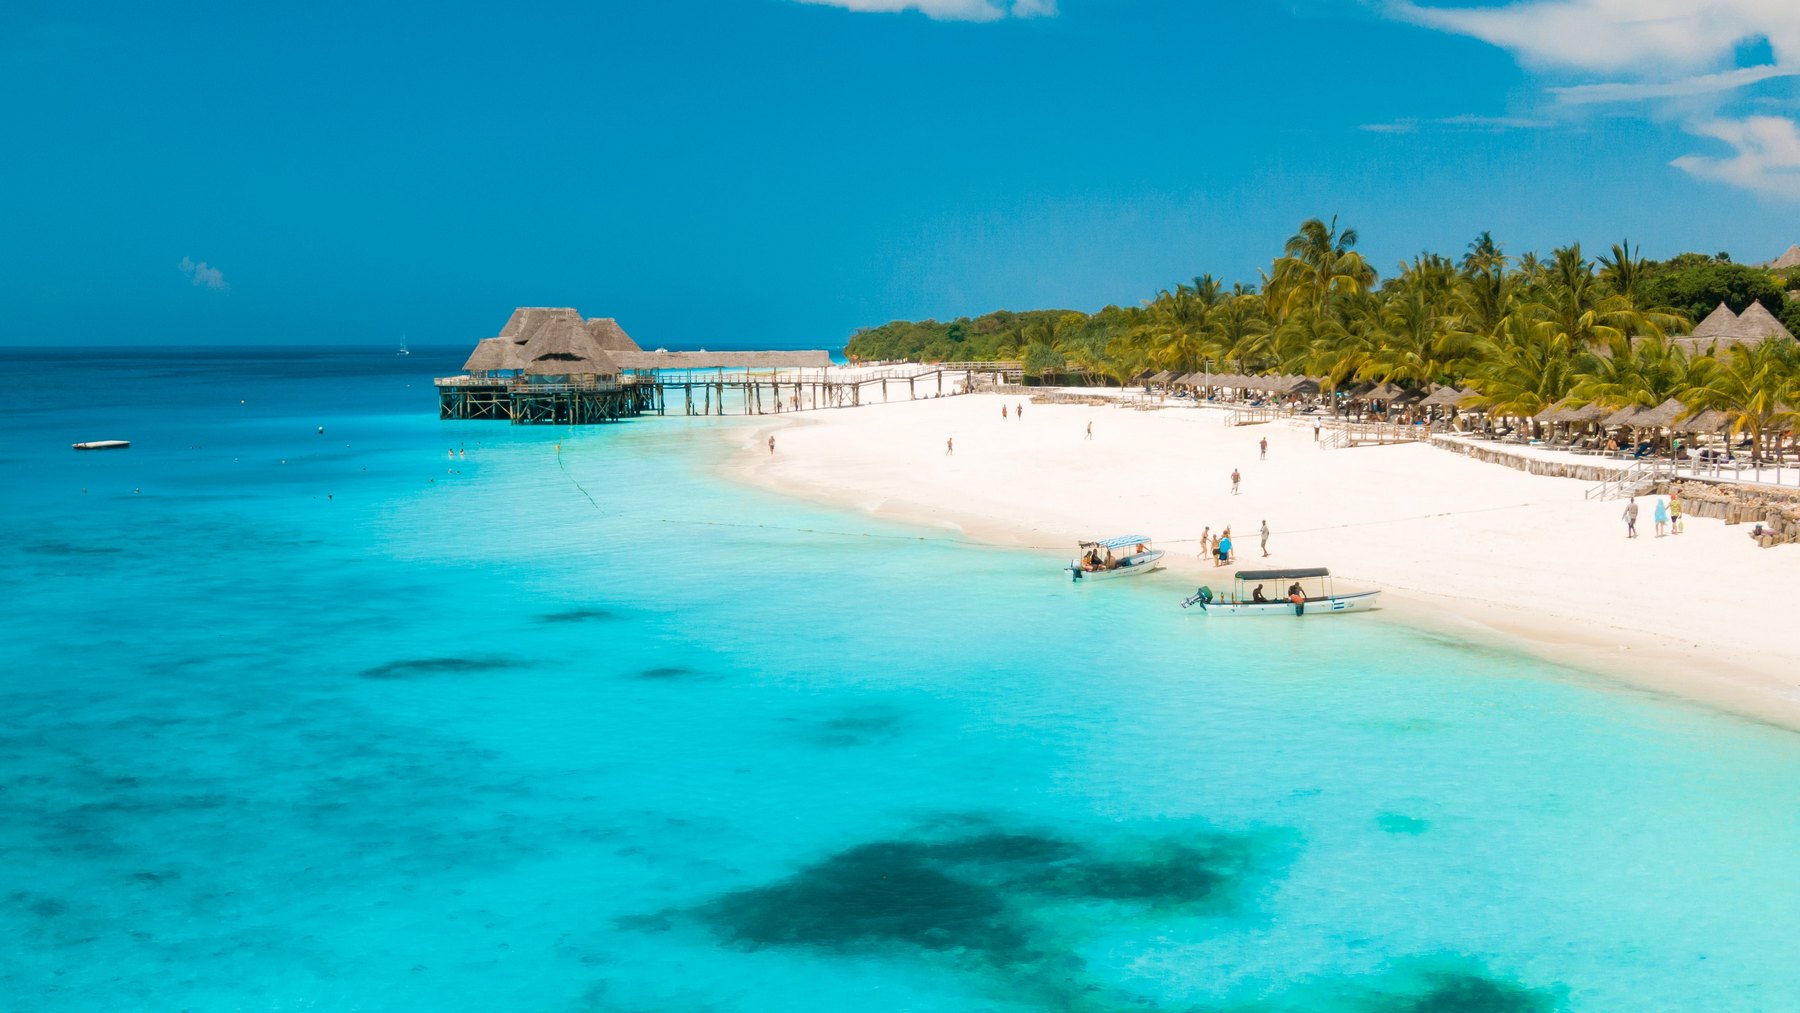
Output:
[
  {"xmin": 1621, "ymin": 493, "xmax": 1683, "ymax": 538},
  {"xmin": 1200, "ymin": 519, "xmax": 1272, "ymax": 566},
  {"xmin": 1200, "ymin": 526, "xmax": 1234, "ymax": 566}
]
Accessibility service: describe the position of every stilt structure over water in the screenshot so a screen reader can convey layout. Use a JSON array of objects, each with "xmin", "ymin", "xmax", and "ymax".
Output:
[{"xmin": 438, "ymin": 307, "xmax": 1010, "ymax": 424}]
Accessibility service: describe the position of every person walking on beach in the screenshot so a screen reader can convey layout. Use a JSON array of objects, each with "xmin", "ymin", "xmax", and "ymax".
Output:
[
  {"xmin": 1622, "ymin": 497, "xmax": 1638, "ymax": 538},
  {"xmin": 1259, "ymin": 437, "xmax": 1268, "ymax": 460},
  {"xmin": 767, "ymin": 435, "xmax": 776, "ymax": 455},
  {"xmin": 1230, "ymin": 468, "xmax": 1241, "ymax": 495},
  {"xmin": 1670, "ymin": 492, "xmax": 1683, "ymax": 534},
  {"xmin": 1654, "ymin": 496, "xmax": 1669, "ymax": 537},
  {"xmin": 1260, "ymin": 519, "xmax": 1270, "ymax": 557},
  {"xmin": 1085, "ymin": 421, "xmax": 1093, "ymax": 440},
  {"xmin": 946, "ymin": 437, "xmax": 954, "ymax": 456}
]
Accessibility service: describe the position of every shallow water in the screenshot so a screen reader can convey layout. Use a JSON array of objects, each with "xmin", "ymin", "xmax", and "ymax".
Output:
[{"xmin": 3, "ymin": 347, "xmax": 1799, "ymax": 1011}]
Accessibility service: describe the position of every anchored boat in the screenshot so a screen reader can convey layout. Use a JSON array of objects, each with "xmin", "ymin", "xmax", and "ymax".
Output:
[
  {"xmin": 1067, "ymin": 535, "xmax": 1165, "ymax": 582},
  {"xmin": 1182, "ymin": 567, "xmax": 1379, "ymax": 616}
]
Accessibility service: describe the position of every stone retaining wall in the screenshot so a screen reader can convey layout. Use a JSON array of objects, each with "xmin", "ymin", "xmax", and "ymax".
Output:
[
  {"xmin": 1426, "ymin": 436, "xmax": 1628, "ymax": 483},
  {"xmin": 1655, "ymin": 480, "xmax": 1800, "ymax": 546}
]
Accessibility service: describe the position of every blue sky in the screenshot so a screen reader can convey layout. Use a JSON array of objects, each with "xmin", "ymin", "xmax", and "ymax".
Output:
[{"xmin": 2, "ymin": 0, "xmax": 1796, "ymax": 348}]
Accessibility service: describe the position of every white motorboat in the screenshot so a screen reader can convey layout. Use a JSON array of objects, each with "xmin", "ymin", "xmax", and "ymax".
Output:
[
  {"xmin": 1067, "ymin": 535, "xmax": 1165, "ymax": 582},
  {"xmin": 1181, "ymin": 567, "xmax": 1379, "ymax": 616}
]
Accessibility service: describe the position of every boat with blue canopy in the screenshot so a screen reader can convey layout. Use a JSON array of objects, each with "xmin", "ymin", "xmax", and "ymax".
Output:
[{"xmin": 1067, "ymin": 535, "xmax": 1165, "ymax": 581}]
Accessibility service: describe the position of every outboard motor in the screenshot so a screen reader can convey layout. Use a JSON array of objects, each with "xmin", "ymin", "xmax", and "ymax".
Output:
[{"xmin": 1180, "ymin": 585, "xmax": 1213, "ymax": 610}]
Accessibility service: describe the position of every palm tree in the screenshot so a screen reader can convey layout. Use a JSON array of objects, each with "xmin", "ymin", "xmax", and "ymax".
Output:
[
  {"xmin": 1268, "ymin": 216, "xmax": 1376, "ymax": 320},
  {"xmin": 1683, "ymin": 339, "xmax": 1800, "ymax": 464},
  {"xmin": 1569, "ymin": 336, "xmax": 1708, "ymax": 410},
  {"xmin": 1466, "ymin": 313, "xmax": 1581, "ymax": 427}
]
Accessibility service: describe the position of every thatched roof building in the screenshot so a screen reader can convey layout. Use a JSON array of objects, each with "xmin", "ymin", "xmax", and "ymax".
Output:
[
  {"xmin": 462, "ymin": 307, "xmax": 641, "ymax": 378},
  {"xmin": 457, "ymin": 307, "xmax": 834, "ymax": 379},
  {"xmin": 1671, "ymin": 301, "xmax": 1796, "ymax": 353}
]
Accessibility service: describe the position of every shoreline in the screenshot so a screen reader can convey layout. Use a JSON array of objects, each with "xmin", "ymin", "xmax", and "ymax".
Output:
[{"xmin": 720, "ymin": 396, "xmax": 1800, "ymax": 733}]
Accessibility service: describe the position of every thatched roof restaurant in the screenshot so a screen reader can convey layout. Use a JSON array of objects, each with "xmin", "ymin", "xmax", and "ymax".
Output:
[{"xmin": 441, "ymin": 306, "xmax": 838, "ymax": 425}]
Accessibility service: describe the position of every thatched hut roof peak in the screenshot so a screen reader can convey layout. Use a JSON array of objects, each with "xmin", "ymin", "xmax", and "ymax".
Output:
[
  {"xmin": 1690, "ymin": 303, "xmax": 1740, "ymax": 339},
  {"xmin": 1734, "ymin": 300, "xmax": 1795, "ymax": 343}
]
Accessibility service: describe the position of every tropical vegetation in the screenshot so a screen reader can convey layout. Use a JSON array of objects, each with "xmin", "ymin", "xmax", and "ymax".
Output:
[{"xmin": 846, "ymin": 220, "xmax": 1800, "ymax": 450}]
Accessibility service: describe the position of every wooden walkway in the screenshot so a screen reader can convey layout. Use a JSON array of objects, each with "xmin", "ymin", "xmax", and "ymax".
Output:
[{"xmin": 437, "ymin": 368, "xmax": 982, "ymax": 424}]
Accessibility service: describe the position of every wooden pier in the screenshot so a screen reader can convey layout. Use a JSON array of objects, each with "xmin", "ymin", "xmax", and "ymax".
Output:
[
  {"xmin": 437, "ymin": 365, "xmax": 1004, "ymax": 424},
  {"xmin": 438, "ymin": 308, "xmax": 1022, "ymax": 426}
]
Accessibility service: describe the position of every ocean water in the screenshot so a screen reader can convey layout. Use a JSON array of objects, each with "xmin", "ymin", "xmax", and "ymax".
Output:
[{"xmin": 3, "ymin": 347, "xmax": 1800, "ymax": 1012}]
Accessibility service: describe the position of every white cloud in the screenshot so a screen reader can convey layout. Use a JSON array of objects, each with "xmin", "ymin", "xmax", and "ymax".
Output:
[
  {"xmin": 1551, "ymin": 65, "xmax": 1800, "ymax": 105},
  {"xmin": 1671, "ymin": 116, "xmax": 1800, "ymax": 199},
  {"xmin": 179, "ymin": 257, "xmax": 229, "ymax": 291},
  {"xmin": 793, "ymin": 0, "xmax": 1054, "ymax": 20},
  {"xmin": 1388, "ymin": 0, "xmax": 1800, "ymax": 200},
  {"xmin": 1389, "ymin": 0, "xmax": 1799, "ymax": 75},
  {"xmin": 1361, "ymin": 114, "xmax": 1551, "ymax": 133}
]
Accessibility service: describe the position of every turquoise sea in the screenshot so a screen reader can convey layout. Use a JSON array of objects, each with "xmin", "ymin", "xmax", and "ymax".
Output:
[{"xmin": 4, "ymin": 347, "xmax": 1800, "ymax": 1012}]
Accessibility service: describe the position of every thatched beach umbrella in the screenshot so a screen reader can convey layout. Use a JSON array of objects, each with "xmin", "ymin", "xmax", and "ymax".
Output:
[
  {"xmin": 1418, "ymin": 385, "xmax": 1466, "ymax": 410},
  {"xmin": 1601, "ymin": 404, "xmax": 1644, "ymax": 428},
  {"xmin": 1630, "ymin": 398, "xmax": 1689, "ymax": 431},
  {"xmin": 1532, "ymin": 399, "xmax": 1571, "ymax": 426},
  {"xmin": 1677, "ymin": 408, "xmax": 1729, "ymax": 432}
]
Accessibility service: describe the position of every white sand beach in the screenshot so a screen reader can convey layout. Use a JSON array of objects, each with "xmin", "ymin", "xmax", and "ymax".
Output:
[{"xmin": 734, "ymin": 393, "xmax": 1800, "ymax": 728}]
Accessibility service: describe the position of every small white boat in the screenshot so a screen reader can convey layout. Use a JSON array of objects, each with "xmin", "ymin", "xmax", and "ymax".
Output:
[
  {"xmin": 1067, "ymin": 535, "xmax": 1165, "ymax": 582},
  {"xmin": 1182, "ymin": 567, "xmax": 1379, "ymax": 616},
  {"xmin": 72, "ymin": 440, "xmax": 130, "ymax": 451}
]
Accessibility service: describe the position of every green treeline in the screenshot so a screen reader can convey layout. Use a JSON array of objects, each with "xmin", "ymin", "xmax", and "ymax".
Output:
[{"xmin": 846, "ymin": 219, "xmax": 1800, "ymax": 453}]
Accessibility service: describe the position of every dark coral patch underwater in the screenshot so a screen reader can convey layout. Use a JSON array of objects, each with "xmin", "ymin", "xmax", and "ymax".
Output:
[
  {"xmin": 535, "ymin": 607, "xmax": 618, "ymax": 624},
  {"xmin": 623, "ymin": 817, "xmax": 1293, "ymax": 1011},
  {"xmin": 357, "ymin": 657, "xmax": 525, "ymax": 679},
  {"xmin": 1220, "ymin": 960, "xmax": 1562, "ymax": 1013}
]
